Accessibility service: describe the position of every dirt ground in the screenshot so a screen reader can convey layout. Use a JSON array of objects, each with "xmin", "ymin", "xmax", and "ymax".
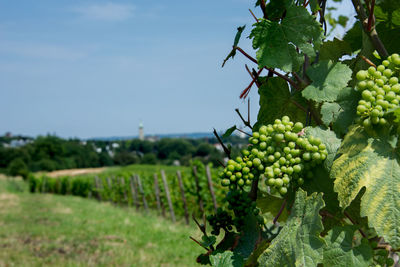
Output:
[{"xmin": 45, "ymin": 167, "xmax": 107, "ymax": 178}]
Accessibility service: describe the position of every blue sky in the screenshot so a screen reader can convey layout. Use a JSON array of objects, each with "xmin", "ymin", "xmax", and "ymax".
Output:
[{"xmin": 0, "ymin": 1, "xmax": 354, "ymax": 139}]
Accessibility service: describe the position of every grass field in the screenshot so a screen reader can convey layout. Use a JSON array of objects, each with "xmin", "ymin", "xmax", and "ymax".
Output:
[{"xmin": 0, "ymin": 177, "xmax": 203, "ymax": 267}]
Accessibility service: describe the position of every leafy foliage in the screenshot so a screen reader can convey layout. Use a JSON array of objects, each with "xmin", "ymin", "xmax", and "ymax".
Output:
[
  {"xmin": 322, "ymin": 226, "xmax": 374, "ymax": 266},
  {"xmin": 258, "ymin": 190, "xmax": 325, "ymax": 267},
  {"xmin": 256, "ymin": 77, "xmax": 307, "ymax": 128},
  {"xmin": 250, "ymin": 6, "xmax": 323, "ymax": 72},
  {"xmin": 302, "ymin": 60, "xmax": 352, "ymax": 102},
  {"xmin": 331, "ymin": 126, "xmax": 400, "ymax": 249}
]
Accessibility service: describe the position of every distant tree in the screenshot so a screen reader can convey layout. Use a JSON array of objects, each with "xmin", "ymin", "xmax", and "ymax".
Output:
[
  {"xmin": 141, "ymin": 153, "xmax": 157, "ymax": 164},
  {"xmin": 7, "ymin": 158, "xmax": 29, "ymax": 179}
]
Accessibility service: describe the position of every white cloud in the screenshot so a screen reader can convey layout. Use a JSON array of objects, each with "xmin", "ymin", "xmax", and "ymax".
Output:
[{"xmin": 73, "ymin": 2, "xmax": 135, "ymax": 21}]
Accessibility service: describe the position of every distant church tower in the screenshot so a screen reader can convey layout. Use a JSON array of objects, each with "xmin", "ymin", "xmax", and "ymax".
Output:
[{"xmin": 139, "ymin": 122, "xmax": 144, "ymax": 140}]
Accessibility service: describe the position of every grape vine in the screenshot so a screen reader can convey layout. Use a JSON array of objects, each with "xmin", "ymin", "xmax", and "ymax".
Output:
[{"xmin": 192, "ymin": 1, "xmax": 400, "ymax": 266}]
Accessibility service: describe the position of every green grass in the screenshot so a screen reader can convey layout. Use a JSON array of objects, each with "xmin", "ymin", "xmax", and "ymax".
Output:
[{"xmin": 0, "ymin": 178, "xmax": 203, "ymax": 267}]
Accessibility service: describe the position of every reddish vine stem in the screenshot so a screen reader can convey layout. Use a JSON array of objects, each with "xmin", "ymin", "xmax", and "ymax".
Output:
[
  {"xmin": 235, "ymin": 47, "xmax": 299, "ymax": 89},
  {"xmin": 190, "ymin": 236, "xmax": 209, "ymax": 251},
  {"xmin": 248, "ymin": 98, "xmax": 251, "ymax": 126},
  {"xmin": 367, "ymin": 0, "xmax": 375, "ymax": 32},
  {"xmin": 273, "ymin": 199, "xmax": 287, "ymax": 225},
  {"xmin": 361, "ymin": 55, "xmax": 377, "ymax": 67},
  {"xmin": 248, "ymin": 176, "xmax": 259, "ymax": 201},
  {"xmin": 249, "ymin": 9, "xmax": 259, "ymax": 22},
  {"xmin": 240, "ymin": 68, "xmax": 263, "ymax": 99},
  {"xmin": 351, "ymin": 0, "xmax": 388, "ymax": 58},
  {"xmin": 344, "ymin": 211, "xmax": 367, "ymax": 238},
  {"xmin": 259, "ymin": 0, "xmax": 267, "ymax": 19},
  {"xmin": 213, "ymin": 128, "xmax": 231, "ymax": 158}
]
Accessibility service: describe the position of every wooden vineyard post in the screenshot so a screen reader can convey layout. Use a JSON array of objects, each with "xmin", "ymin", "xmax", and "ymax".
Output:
[
  {"xmin": 120, "ymin": 177, "xmax": 128, "ymax": 203},
  {"xmin": 205, "ymin": 165, "xmax": 218, "ymax": 213},
  {"xmin": 176, "ymin": 170, "xmax": 189, "ymax": 225},
  {"xmin": 130, "ymin": 176, "xmax": 140, "ymax": 210},
  {"xmin": 153, "ymin": 174, "xmax": 165, "ymax": 216},
  {"xmin": 192, "ymin": 166, "xmax": 204, "ymax": 215},
  {"xmin": 161, "ymin": 170, "xmax": 176, "ymax": 223},
  {"xmin": 41, "ymin": 176, "xmax": 46, "ymax": 193},
  {"xmin": 94, "ymin": 176, "xmax": 102, "ymax": 201},
  {"xmin": 135, "ymin": 175, "xmax": 149, "ymax": 212},
  {"xmin": 106, "ymin": 177, "xmax": 113, "ymax": 202}
]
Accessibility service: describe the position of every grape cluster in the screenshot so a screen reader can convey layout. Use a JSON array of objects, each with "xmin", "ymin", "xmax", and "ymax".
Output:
[
  {"xmin": 206, "ymin": 208, "xmax": 233, "ymax": 235},
  {"xmin": 226, "ymin": 190, "xmax": 261, "ymax": 230},
  {"xmin": 219, "ymin": 116, "xmax": 328, "ymax": 196},
  {"xmin": 355, "ymin": 53, "xmax": 400, "ymax": 127}
]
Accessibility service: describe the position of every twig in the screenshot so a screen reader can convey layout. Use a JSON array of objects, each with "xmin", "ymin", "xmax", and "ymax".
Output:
[
  {"xmin": 367, "ymin": 0, "xmax": 375, "ymax": 32},
  {"xmin": 217, "ymin": 159, "xmax": 226, "ymax": 168},
  {"xmin": 351, "ymin": 0, "xmax": 388, "ymax": 58},
  {"xmin": 235, "ymin": 108, "xmax": 253, "ymax": 129},
  {"xmin": 240, "ymin": 68, "xmax": 263, "ymax": 99},
  {"xmin": 248, "ymin": 176, "xmax": 259, "ymax": 201},
  {"xmin": 213, "ymin": 128, "xmax": 232, "ymax": 158},
  {"xmin": 259, "ymin": 0, "xmax": 267, "ymax": 19},
  {"xmin": 235, "ymin": 46, "xmax": 258, "ymax": 64},
  {"xmin": 190, "ymin": 236, "xmax": 209, "ymax": 251},
  {"xmin": 273, "ymin": 199, "xmax": 287, "ymax": 224},
  {"xmin": 251, "ymin": 68, "xmax": 262, "ymax": 88},
  {"xmin": 249, "ymin": 9, "xmax": 259, "ymax": 22},
  {"xmin": 248, "ymin": 98, "xmax": 251, "ymax": 125},
  {"xmin": 236, "ymin": 128, "xmax": 252, "ymax": 137},
  {"xmin": 344, "ymin": 211, "xmax": 367, "ymax": 238},
  {"xmin": 290, "ymin": 99, "xmax": 308, "ymax": 113},
  {"xmin": 361, "ymin": 55, "xmax": 376, "ymax": 67},
  {"xmin": 245, "ymin": 64, "xmax": 253, "ymax": 78}
]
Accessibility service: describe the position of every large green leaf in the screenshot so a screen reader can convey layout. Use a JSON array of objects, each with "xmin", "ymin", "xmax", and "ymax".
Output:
[
  {"xmin": 234, "ymin": 214, "xmax": 261, "ymax": 260},
  {"xmin": 319, "ymin": 38, "xmax": 353, "ymax": 62},
  {"xmin": 320, "ymin": 87, "xmax": 359, "ymax": 136},
  {"xmin": 249, "ymin": 6, "xmax": 323, "ymax": 72},
  {"xmin": 256, "ymin": 191, "xmax": 288, "ymax": 223},
  {"xmin": 210, "ymin": 251, "xmax": 244, "ymax": 267},
  {"xmin": 256, "ymin": 77, "xmax": 307, "ymax": 128},
  {"xmin": 323, "ymin": 226, "xmax": 374, "ymax": 267},
  {"xmin": 302, "ymin": 60, "xmax": 352, "ymax": 103},
  {"xmin": 331, "ymin": 126, "xmax": 400, "ymax": 249},
  {"xmin": 258, "ymin": 190, "xmax": 325, "ymax": 267}
]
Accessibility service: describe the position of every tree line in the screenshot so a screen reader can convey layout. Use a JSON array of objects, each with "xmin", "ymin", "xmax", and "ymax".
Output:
[{"xmin": 0, "ymin": 134, "xmax": 246, "ymax": 178}]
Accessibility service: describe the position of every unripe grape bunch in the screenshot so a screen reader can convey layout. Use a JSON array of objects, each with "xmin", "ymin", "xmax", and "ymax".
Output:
[
  {"xmin": 219, "ymin": 116, "xmax": 328, "ymax": 196},
  {"xmin": 355, "ymin": 53, "xmax": 400, "ymax": 127}
]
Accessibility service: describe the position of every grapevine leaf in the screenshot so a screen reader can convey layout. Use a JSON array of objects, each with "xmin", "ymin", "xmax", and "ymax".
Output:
[
  {"xmin": 331, "ymin": 126, "xmax": 400, "ymax": 249},
  {"xmin": 374, "ymin": 0, "xmax": 400, "ymax": 55},
  {"xmin": 222, "ymin": 26, "xmax": 246, "ymax": 67},
  {"xmin": 234, "ymin": 214, "xmax": 261, "ymax": 260},
  {"xmin": 319, "ymin": 38, "xmax": 353, "ymax": 61},
  {"xmin": 222, "ymin": 125, "xmax": 237, "ymax": 138},
  {"xmin": 258, "ymin": 189, "xmax": 326, "ymax": 267},
  {"xmin": 322, "ymin": 226, "xmax": 374, "ymax": 267},
  {"xmin": 256, "ymin": 191, "xmax": 288, "ymax": 222},
  {"xmin": 249, "ymin": 6, "xmax": 323, "ymax": 72},
  {"xmin": 210, "ymin": 251, "xmax": 244, "ymax": 267},
  {"xmin": 265, "ymin": 0, "xmax": 294, "ymax": 20},
  {"xmin": 320, "ymin": 87, "xmax": 359, "ymax": 136},
  {"xmin": 201, "ymin": 235, "xmax": 216, "ymax": 247},
  {"xmin": 321, "ymin": 102, "xmax": 341, "ymax": 126},
  {"xmin": 304, "ymin": 126, "xmax": 341, "ymax": 170},
  {"xmin": 302, "ymin": 60, "xmax": 352, "ymax": 103},
  {"xmin": 256, "ymin": 77, "xmax": 307, "ymax": 128},
  {"xmin": 301, "ymin": 165, "xmax": 341, "ymax": 216}
]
